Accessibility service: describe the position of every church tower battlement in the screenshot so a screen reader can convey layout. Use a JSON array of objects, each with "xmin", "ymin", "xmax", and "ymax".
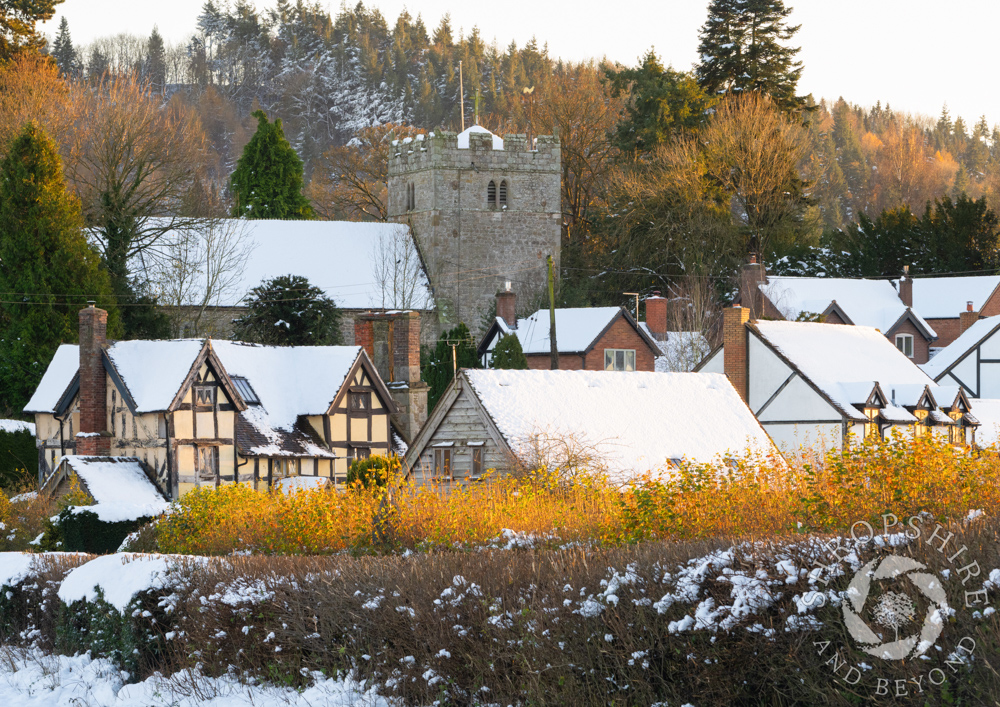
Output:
[{"xmin": 387, "ymin": 126, "xmax": 561, "ymax": 331}]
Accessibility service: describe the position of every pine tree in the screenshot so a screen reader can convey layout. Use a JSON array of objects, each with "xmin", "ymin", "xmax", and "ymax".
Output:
[
  {"xmin": 422, "ymin": 324, "xmax": 479, "ymax": 412},
  {"xmin": 696, "ymin": 0, "xmax": 804, "ymax": 114},
  {"xmin": 232, "ymin": 275, "xmax": 341, "ymax": 345},
  {"xmin": 51, "ymin": 17, "xmax": 77, "ymax": 77},
  {"xmin": 230, "ymin": 110, "xmax": 315, "ymax": 219},
  {"xmin": 0, "ymin": 0, "xmax": 60, "ymax": 59},
  {"xmin": 832, "ymin": 99, "xmax": 868, "ymax": 217},
  {"xmin": 605, "ymin": 51, "xmax": 713, "ymax": 155},
  {"xmin": 0, "ymin": 123, "xmax": 118, "ymax": 412},
  {"xmin": 490, "ymin": 333, "xmax": 528, "ymax": 370},
  {"xmin": 147, "ymin": 27, "xmax": 167, "ymax": 94}
]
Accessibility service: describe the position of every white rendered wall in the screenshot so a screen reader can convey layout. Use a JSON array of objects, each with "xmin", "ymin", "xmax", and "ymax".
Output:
[
  {"xmin": 699, "ymin": 348, "xmax": 724, "ymax": 374},
  {"xmin": 747, "ymin": 335, "xmax": 793, "ymax": 414},
  {"xmin": 764, "ymin": 422, "xmax": 843, "ymax": 454}
]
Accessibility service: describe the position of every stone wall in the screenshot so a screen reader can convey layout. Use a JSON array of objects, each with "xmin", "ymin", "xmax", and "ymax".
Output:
[{"xmin": 387, "ymin": 130, "xmax": 562, "ymax": 334}]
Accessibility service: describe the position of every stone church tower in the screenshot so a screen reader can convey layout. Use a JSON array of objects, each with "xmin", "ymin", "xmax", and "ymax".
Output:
[{"xmin": 387, "ymin": 126, "xmax": 561, "ymax": 331}]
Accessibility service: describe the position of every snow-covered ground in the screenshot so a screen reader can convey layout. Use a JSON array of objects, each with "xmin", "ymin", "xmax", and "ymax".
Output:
[{"xmin": 0, "ymin": 648, "xmax": 391, "ymax": 707}]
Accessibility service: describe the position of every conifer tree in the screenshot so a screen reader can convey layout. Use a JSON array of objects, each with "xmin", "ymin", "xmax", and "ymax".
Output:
[
  {"xmin": 422, "ymin": 324, "xmax": 479, "ymax": 412},
  {"xmin": 491, "ymin": 333, "xmax": 528, "ymax": 370},
  {"xmin": 696, "ymin": 0, "xmax": 804, "ymax": 114},
  {"xmin": 0, "ymin": 123, "xmax": 118, "ymax": 412},
  {"xmin": 605, "ymin": 51, "xmax": 713, "ymax": 155},
  {"xmin": 230, "ymin": 110, "xmax": 315, "ymax": 219},
  {"xmin": 0, "ymin": 0, "xmax": 61, "ymax": 60},
  {"xmin": 232, "ymin": 275, "xmax": 341, "ymax": 345},
  {"xmin": 147, "ymin": 27, "xmax": 167, "ymax": 94},
  {"xmin": 51, "ymin": 17, "xmax": 76, "ymax": 77}
]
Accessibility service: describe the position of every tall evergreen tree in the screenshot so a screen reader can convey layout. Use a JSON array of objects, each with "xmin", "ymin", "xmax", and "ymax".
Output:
[
  {"xmin": 422, "ymin": 324, "xmax": 479, "ymax": 412},
  {"xmin": 230, "ymin": 110, "xmax": 315, "ymax": 219},
  {"xmin": 605, "ymin": 51, "xmax": 713, "ymax": 155},
  {"xmin": 51, "ymin": 16, "xmax": 76, "ymax": 77},
  {"xmin": 147, "ymin": 27, "xmax": 167, "ymax": 93},
  {"xmin": 696, "ymin": 0, "xmax": 805, "ymax": 114},
  {"xmin": 0, "ymin": 123, "xmax": 118, "ymax": 413}
]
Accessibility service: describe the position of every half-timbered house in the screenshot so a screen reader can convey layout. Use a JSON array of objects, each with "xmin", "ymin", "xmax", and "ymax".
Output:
[
  {"xmin": 920, "ymin": 315, "xmax": 1000, "ymax": 398},
  {"xmin": 25, "ymin": 305, "xmax": 399, "ymax": 500},
  {"xmin": 402, "ymin": 368, "xmax": 777, "ymax": 485},
  {"xmin": 697, "ymin": 307, "xmax": 979, "ymax": 452}
]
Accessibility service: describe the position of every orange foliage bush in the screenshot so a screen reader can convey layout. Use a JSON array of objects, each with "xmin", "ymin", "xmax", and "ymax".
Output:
[{"xmin": 156, "ymin": 434, "xmax": 1000, "ymax": 555}]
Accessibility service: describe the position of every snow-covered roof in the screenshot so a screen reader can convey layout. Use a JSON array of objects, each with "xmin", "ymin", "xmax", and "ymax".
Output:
[
  {"xmin": 0, "ymin": 420, "xmax": 34, "ymax": 435},
  {"xmin": 920, "ymin": 315, "xmax": 1000, "ymax": 379},
  {"xmin": 753, "ymin": 321, "xmax": 935, "ymax": 421},
  {"xmin": 23, "ymin": 344, "xmax": 79, "ymax": 414},
  {"xmin": 909, "ymin": 275, "xmax": 1000, "ymax": 319},
  {"xmin": 62, "ymin": 456, "xmax": 169, "ymax": 523},
  {"xmin": 761, "ymin": 276, "xmax": 935, "ymax": 336},
  {"xmin": 106, "ymin": 340, "xmax": 206, "ymax": 412},
  {"xmin": 971, "ymin": 399, "xmax": 1000, "ymax": 447},
  {"xmin": 456, "ymin": 124, "xmax": 504, "ymax": 150},
  {"xmin": 58, "ymin": 553, "xmax": 173, "ymax": 612},
  {"xmin": 514, "ymin": 307, "xmax": 623, "ymax": 354},
  {"xmin": 131, "ymin": 219, "xmax": 432, "ymax": 310},
  {"xmin": 212, "ymin": 341, "xmax": 360, "ymax": 431},
  {"xmin": 464, "ymin": 369, "xmax": 776, "ymax": 481}
]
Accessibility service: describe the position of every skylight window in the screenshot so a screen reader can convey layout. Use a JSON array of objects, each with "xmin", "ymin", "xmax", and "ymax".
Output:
[{"xmin": 230, "ymin": 376, "xmax": 260, "ymax": 405}]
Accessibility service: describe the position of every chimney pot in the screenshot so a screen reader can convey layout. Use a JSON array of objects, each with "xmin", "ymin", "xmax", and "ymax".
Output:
[{"xmin": 967, "ymin": 301, "xmax": 974, "ymax": 312}]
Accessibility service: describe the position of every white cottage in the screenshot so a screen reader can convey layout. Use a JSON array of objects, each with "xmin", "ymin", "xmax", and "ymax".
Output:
[
  {"xmin": 697, "ymin": 307, "xmax": 977, "ymax": 453},
  {"xmin": 920, "ymin": 315, "xmax": 1000, "ymax": 398},
  {"xmin": 402, "ymin": 368, "xmax": 777, "ymax": 484}
]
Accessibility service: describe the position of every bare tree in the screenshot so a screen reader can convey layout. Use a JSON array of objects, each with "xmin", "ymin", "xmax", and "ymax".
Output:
[
  {"xmin": 307, "ymin": 123, "xmax": 420, "ymax": 221},
  {"xmin": 151, "ymin": 219, "xmax": 256, "ymax": 336},
  {"xmin": 371, "ymin": 226, "xmax": 430, "ymax": 310},
  {"xmin": 64, "ymin": 74, "xmax": 208, "ymax": 310},
  {"xmin": 700, "ymin": 92, "xmax": 812, "ymax": 259},
  {"xmin": 658, "ymin": 276, "xmax": 718, "ymax": 372}
]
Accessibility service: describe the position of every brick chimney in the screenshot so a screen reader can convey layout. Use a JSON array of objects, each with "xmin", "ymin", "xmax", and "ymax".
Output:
[
  {"xmin": 898, "ymin": 265, "xmax": 913, "ymax": 307},
  {"xmin": 739, "ymin": 255, "xmax": 767, "ymax": 320},
  {"xmin": 77, "ymin": 304, "xmax": 110, "ymax": 456},
  {"xmin": 645, "ymin": 292, "xmax": 667, "ymax": 338},
  {"xmin": 723, "ymin": 305, "xmax": 751, "ymax": 403},
  {"xmin": 354, "ymin": 311, "xmax": 428, "ymax": 442},
  {"xmin": 496, "ymin": 282, "xmax": 516, "ymax": 328},
  {"xmin": 960, "ymin": 301, "xmax": 980, "ymax": 334}
]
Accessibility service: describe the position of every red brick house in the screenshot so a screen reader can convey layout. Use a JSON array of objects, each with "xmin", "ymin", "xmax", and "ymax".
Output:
[{"xmin": 477, "ymin": 292, "xmax": 660, "ymax": 371}]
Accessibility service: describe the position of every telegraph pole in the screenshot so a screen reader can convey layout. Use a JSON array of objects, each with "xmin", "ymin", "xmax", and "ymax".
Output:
[{"xmin": 548, "ymin": 255, "xmax": 559, "ymax": 369}]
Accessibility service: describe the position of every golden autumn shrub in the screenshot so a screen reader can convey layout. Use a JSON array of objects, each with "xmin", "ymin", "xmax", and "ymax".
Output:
[{"xmin": 156, "ymin": 435, "xmax": 1000, "ymax": 556}]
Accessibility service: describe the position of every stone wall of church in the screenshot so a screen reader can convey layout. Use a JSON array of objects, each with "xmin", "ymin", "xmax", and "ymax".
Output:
[{"xmin": 387, "ymin": 130, "xmax": 562, "ymax": 333}]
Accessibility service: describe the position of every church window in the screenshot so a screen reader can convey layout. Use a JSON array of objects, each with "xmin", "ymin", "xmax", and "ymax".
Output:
[
  {"xmin": 406, "ymin": 183, "xmax": 415, "ymax": 211},
  {"xmin": 499, "ymin": 179, "xmax": 508, "ymax": 207},
  {"xmin": 487, "ymin": 180, "xmax": 497, "ymax": 209}
]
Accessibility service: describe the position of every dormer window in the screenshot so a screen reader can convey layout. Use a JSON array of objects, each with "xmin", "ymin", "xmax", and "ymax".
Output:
[
  {"xmin": 487, "ymin": 180, "xmax": 497, "ymax": 209},
  {"xmin": 895, "ymin": 334, "xmax": 914, "ymax": 358},
  {"xmin": 499, "ymin": 179, "xmax": 508, "ymax": 208}
]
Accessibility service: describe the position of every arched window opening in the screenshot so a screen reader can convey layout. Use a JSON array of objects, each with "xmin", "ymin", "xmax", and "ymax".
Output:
[
  {"xmin": 499, "ymin": 180, "xmax": 508, "ymax": 208},
  {"xmin": 487, "ymin": 180, "xmax": 497, "ymax": 209}
]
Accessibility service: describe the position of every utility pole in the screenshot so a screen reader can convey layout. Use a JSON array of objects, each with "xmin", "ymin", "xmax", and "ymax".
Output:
[
  {"xmin": 548, "ymin": 255, "xmax": 559, "ymax": 369},
  {"xmin": 451, "ymin": 342, "xmax": 458, "ymax": 378},
  {"xmin": 459, "ymin": 61, "xmax": 465, "ymax": 132},
  {"xmin": 623, "ymin": 292, "xmax": 640, "ymax": 321}
]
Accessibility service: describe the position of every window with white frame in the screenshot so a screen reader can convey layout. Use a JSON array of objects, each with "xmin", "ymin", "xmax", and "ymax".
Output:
[
  {"xmin": 604, "ymin": 348, "xmax": 636, "ymax": 371},
  {"xmin": 895, "ymin": 334, "xmax": 914, "ymax": 358}
]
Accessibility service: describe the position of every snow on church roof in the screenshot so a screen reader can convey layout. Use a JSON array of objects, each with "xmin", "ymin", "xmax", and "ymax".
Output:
[
  {"xmin": 456, "ymin": 124, "xmax": 504, "ymax": 149},
  {"xmin": 753, "ymin": 320, "xmax": 936, "ymax": 420},
  {"xmin": 909, "ymin": 275, "xmax": 1000, "ymax": 319},
  {"xmin": 761, "ymin": 276, "xmax": 935, "ymax": 336},
  {"xmin": 129, "ymin": 219, "xmax": 433, "ymax": 310},
  {"xmin": 464, "ymin": 369, "xmax": 776, "ymax": 481},
  {"xmin": 920, "ymin": 315, "xmax": 1000, "ymax": 379}
]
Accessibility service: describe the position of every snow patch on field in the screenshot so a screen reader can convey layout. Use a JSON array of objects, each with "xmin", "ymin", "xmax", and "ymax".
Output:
[{"xmin": 0, "ymin": 648, "xmax": 391, "ymax": 706}]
